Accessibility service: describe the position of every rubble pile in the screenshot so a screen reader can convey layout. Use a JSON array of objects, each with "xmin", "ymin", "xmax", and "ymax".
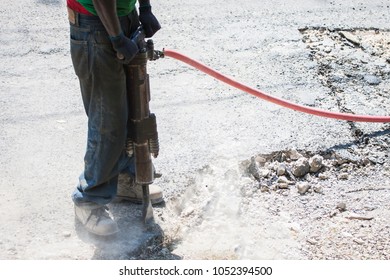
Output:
[{"xmin": 244, "ymin": 146, "xmax": 389, "ymax": 196}]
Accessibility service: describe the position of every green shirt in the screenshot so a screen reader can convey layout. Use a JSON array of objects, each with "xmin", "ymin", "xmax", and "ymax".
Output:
[{"xmin": 77, "ymin": 0, "xmax": 137, "ymax": 16}]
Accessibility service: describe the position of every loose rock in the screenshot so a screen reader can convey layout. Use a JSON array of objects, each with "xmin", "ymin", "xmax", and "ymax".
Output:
[
  {"xmin": 336, "ymin": 202, "xmax": 347, "ymax": 212},
  {"xmin": 292, "ymin": 158, "xmax": 310, "ymax": 177},
  {"xmin": 339, "ymin": 31, "xmax": 361, "ymax": 46},
  {"xmin": 288, "ymin": 149, "xmax": 303, "ymax": 160},
  {"xmin": 255, "ymin": 156, "xmax": 267, "ymax": 167},
  {"xmin": 277, "ymin": 183, "xmax": 289, "ymax": 189},
  {"xmin": 297, "ymin": 182, "xmax": 311, "ymax": 195},
  {"xmin": 277, "ymin": 163, "xmax": 287, "ymax": 176},
  {"xmin": 309, "ymin": 155, "xmax": 324, "ymax": 173},
  {"xmin": 364, "ymin": 74, "xmax": 381, "ymax": 85},
  {"xmin": 248, "ymin": 159, "xmax": 270, "ymax": 180},
  {"xmin": 338, "ymin": 173, "xmax": 349, "ymax": 180},
  {"xmin": 260, "ymin": 184, "xmax": 270, "ymax": 193},
  {"xmin": 318, "ymin": 173, "xmax": 329, "ymax": 180},
  {"xmin": 313, "ymin": 186, "xmax": 323, "ymax": 194},
  {"xmin": 277, "ymin": 176, "xmax": 292, "ymax": 184}
]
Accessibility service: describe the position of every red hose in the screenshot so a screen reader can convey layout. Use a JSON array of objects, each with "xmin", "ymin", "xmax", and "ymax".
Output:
[{"xmin": 163, "ymin": 49, "xmax": 390, "ymax": 123}]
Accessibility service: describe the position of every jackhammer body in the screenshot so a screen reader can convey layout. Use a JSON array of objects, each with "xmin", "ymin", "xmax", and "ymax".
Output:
[{"xmin": 124, "ymin": 28, "xmax": 160, "ymax": 225}]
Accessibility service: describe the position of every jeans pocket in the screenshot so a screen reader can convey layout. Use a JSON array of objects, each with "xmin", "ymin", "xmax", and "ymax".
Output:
[
  {"xmin": 70, "ymin": 38, "xmax": 89, "ymax": 79},
  {"xmin": 94, "ymin": 30, "xmax": 111, "ymax": 45}
]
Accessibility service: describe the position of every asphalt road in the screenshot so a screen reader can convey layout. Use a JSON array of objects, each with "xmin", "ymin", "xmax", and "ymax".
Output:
[{"xmin": 0, "ymin": 0, "xmax": 389, "ymax": 259}]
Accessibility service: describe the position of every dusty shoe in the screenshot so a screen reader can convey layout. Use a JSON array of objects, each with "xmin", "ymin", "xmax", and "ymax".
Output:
[
  {"xmin": 117, "ymin": 173, "xmax": 164, "ymax": 205},
  {"xmin": 75, "ymin": 204, "xmax": 119, "ymax": 236}
]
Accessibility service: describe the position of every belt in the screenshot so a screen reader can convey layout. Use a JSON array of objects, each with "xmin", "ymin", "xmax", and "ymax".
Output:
[{"xmin": 67, "ymin": 6, "xmax": 136, "ymax": 27}]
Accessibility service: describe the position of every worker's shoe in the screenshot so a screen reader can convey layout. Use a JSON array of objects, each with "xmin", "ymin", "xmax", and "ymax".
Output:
[
  {"xmin": 116, "ymin": 173, "xmax": 164, "ymax": 205},
  {"xmin": 74, "ymin": 204, "xmax": 119, "ymax": 236}
]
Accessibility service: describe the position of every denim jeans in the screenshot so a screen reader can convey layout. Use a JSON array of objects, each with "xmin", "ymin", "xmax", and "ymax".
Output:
[{"xmin": 70, "ymin": 10, "xmax": 139, "ymax": 207}]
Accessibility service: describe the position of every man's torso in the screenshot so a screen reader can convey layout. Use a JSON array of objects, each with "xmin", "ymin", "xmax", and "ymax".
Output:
[{"xmin": 67, "ymin": 0, "xmax": 137, "ymax": 16}]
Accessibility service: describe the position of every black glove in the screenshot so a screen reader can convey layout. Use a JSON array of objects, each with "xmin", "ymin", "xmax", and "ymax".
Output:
[
  {"xmin": 110, "ymin": 32, "xmax": 139, "ymax": 64},
  {"xmin": 139, "ymin": 5, "xmax": 161, "ymax": 38}
]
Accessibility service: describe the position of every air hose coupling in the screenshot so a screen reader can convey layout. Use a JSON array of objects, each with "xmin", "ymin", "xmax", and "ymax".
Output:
[
  {"xmin": 146, "ymin": 39, "xmax": 165, "ymax": 61},
  {"xmin": 153, "ymin": 49, "xmax": 165, "ymax": 60}
]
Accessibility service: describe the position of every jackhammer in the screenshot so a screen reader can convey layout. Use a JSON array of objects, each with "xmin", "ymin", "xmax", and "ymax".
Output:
[{"xmin": 124, "ymin": 27, "xmax": 163, "ymax": 225}]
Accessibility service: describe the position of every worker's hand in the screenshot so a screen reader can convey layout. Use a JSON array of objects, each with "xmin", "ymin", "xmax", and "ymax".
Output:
[
  {"xmin": 110, "ymin": 32, "xmax": 139, "ymax": 64},
  {"xmin": 139, "ymin": 5, "xmax": 161, "ymax": 38}
]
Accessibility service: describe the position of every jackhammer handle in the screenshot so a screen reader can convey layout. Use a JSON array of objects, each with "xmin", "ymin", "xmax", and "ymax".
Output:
[
  {"xmin": 132, "ymin": 27, "xmax": 163, "ymax": 61},
  {"xmin": 131, "ymin": 26, "xmax": 147, "ymax": 52}
]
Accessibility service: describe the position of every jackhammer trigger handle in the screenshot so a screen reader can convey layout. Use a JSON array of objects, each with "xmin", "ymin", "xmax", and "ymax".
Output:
[
  {"xmin": 130, "ymin": 26, "xmax": 165, "ymax": 61},
  {"xmin": 131, "ymin": 26, "xmax": 147, "ymax": 52}
]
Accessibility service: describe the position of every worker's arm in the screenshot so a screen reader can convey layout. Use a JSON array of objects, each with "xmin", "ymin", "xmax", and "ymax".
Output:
[
  {"xmin": 138, "ymin": 0, "xmax": 161, "ymax": 38},
  {"xmin": 92, "ymin": 0, "xmax": 121, "ymax": 36},
  {"xmin": 139, "ymin": 0, "xmax": 151, "ymax": 6},
  {"xmin": 92, "ymin": 0, "xmax": 138, "ymax": 63}
]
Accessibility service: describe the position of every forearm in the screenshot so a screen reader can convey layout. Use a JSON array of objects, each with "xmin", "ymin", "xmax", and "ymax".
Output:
[
  {"xmin": 138, "ymin": 0, "xmax": 160, "ymax": 38},
  {"xmin": 92, "ymin": 0, "xmax": 121, "ymax": 37},
  {"xmin": 138, "ymin": 0, "xmax": 151, "ymax": 7}
]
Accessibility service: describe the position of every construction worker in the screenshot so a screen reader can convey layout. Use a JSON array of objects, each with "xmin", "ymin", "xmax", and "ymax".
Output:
[{"xmin": 67, "ymin": 0, "xmax": 163, "ymax": 236}]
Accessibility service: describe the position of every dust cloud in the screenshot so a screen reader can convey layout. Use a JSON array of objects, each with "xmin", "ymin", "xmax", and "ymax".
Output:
[{"xmin": 166, "ymin": 157, "xmax": 302, "ymax": 259}]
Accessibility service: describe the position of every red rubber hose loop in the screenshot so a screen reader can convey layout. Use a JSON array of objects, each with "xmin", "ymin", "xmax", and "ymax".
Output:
[{"xmin": 163, "ymin": 49, "xmax": 390, "ymax": 123}]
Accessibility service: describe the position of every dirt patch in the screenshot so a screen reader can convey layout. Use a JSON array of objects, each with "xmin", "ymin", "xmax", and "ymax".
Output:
[
  {"xmin": 151, "ymin": 140, "xmax": 389, "ymax": 260},
  {"xmin": 300, "ymin": 27, "xmax": 390, "ymax": 119}
]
